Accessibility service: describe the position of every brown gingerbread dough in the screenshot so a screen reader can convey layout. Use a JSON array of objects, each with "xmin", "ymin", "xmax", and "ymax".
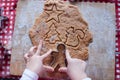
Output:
[{"xmin": 29, "ymin": 0, "xmax": 92, "ymax": 78}]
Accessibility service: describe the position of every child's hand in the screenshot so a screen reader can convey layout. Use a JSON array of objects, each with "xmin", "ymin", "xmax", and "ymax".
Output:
[
  {"xmin": 59, "ymin": 50, "xmax": 87, "ymax": 80},
  {"xmin": 24, "ymin": 40, "xmax": 54, "ymax": 75}
]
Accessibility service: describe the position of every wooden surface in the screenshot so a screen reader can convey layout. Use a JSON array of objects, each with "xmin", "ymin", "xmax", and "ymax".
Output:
[{"xmin": 10, "ymin": 0, "xmax": 115, "ymax": 80}]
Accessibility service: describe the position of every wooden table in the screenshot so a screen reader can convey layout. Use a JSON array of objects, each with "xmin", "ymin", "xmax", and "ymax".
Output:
[{"xmin": 10, "ymin": 0, "xmax": 115, "ymax": 80}]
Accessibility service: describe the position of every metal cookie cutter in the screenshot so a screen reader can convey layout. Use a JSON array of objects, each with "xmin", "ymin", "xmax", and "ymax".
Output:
[{"xmin": 50, "ymin": 44, "xmax": 67, "ymax": 70}]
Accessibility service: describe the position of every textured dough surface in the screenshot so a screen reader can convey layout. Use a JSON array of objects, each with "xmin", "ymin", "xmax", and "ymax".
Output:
[{"xmin": 29, "ymin": 0, "xmax": 92, "ymax": 78}]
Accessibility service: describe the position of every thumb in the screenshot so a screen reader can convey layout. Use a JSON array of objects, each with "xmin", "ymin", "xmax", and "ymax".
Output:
[
  {"xmin": 58, "ymin": 67, "xmax": 67, "ymax": 73},
  {"xmin": 41, "ymin": 49, "xmax": 52, "ymax": 59}
]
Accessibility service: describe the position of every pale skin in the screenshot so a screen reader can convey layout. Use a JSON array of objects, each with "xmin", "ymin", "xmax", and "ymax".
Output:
[{"xmin": 24, "ymin": 40, "xmax": 88, "ymax": 80}]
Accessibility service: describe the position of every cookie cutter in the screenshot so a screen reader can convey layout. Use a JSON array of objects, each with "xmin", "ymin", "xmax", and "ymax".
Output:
[
  {"xmin": 50, "ymin": 44, "xmax": 67, "ymax": 68},
  {"xmin": 57, "ymin": 43, "xmax": 66, "ymax": 53}
]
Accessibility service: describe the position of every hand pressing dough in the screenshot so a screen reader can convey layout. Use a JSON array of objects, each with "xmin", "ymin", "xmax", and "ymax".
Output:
[{"xmin": 29, "ymin": 0, "xmax": 92, "ymax": 78}]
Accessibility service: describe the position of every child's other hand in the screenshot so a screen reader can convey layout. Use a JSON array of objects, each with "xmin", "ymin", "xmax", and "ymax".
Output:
[
  {"xmin": 59, "ymin": 50, "xmax": 87, "ymax": 80},
  {"xmin": 24, "ymin": 40, "xmax": 53, "ymax": 75}
]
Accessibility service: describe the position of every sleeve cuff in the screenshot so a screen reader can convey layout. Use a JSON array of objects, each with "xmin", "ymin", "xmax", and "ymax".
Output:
[
  {"xmin": 20, "ymin": 69, "xmax": 39, "ymax": 80},
  {"xmin": 83, "ymin": 78, "xmax": 91, "ymax": 80}
]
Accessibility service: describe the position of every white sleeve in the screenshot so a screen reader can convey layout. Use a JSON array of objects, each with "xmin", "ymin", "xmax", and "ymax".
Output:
[
  {"xmin": 83, "ymin": 78, "xmax": 91, "ymax": 80},
  {"xmin": 20, "ymin": 69, "xmax": 39, "ymax": 80}
]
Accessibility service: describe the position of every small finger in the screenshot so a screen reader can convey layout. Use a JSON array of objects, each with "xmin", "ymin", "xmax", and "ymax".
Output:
[
  {"xmin": 43, "ymin": 65, "xmax": 54, "ymax": 72},
  {"xmin": 65, "ymin": 50, "xmax": 72, "ymax": 61},
  {"xmin": 24, "ymin": 54, "xmax": 29, "ymax": 60},
  {"xmin": 29, "ymin": 46, "xmax": 37, "ymax": 53},
  {"xmin": 58, "ymin": 67, "xmax": 67, "ymax": 73},
  {"xmin": 24, "ymin": 54, "xmax": 29, "ymax": 63},
  {"xmin": 36, "ymin": 40, "xmax": 43, "ymax": 55},
  {"xmin": 25, "ymin": 46, "xmax": 37, "ymax": 58},
  {"xmin": 41, "ymin": 49, "xmax": 52, "ymax": 59}
]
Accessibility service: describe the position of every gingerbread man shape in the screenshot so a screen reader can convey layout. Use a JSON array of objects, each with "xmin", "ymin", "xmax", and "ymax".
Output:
[{"xmin": 49, "ymin": 44, "xmax": 67, "ymax": 70}]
